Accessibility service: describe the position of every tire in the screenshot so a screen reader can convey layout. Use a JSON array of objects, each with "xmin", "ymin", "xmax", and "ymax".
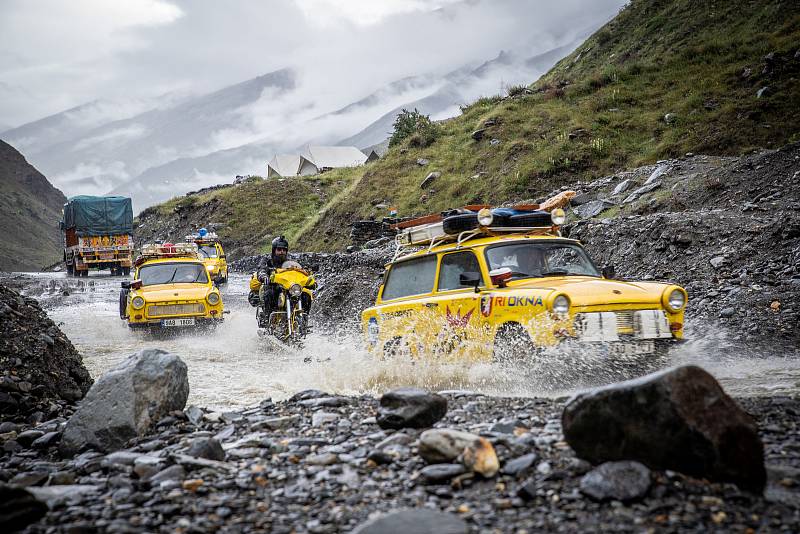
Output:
[
  {"xmin": 66, "ymin": 264, "xmax": 74, "ymax": 276},
  {"xmin": 122, "ymin": 267, "xmax": 131, "ymax": 277},
  {"xmin": 508, "ymin": 211, "xmax": 552, "ymax": 227},
  {"xmin": 492, "ymin": 323, "xmax": 534, "ymax": 364},
  {"xmin": 442, "ymin": 213, "xmax": 479, "ymax": 235},
  {"xmin": 119, "ymin": 289, "xmax": 129, "ymax": 319},
  {"xmin": 383, "ymin": 337, "xmax": 411, "ymax": 360}
]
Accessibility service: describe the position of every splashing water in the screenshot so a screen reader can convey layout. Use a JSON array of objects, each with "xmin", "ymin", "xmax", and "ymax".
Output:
[{"xmin": 20, "ymin": 271, "xmax": 799, "ymax": 411}]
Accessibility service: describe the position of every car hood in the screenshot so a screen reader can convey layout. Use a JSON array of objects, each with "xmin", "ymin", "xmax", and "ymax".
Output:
[
  {"xmin": 505, "ymin": 276, "xmax": 670, "ymax": 307},
  {"xmin": 139, "ymin": 284, "xmax": 210, "ymax": 302}
]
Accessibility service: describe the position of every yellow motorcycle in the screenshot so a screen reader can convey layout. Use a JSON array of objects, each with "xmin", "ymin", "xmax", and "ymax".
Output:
[{"xmin": 250, "ymin": 261, "xmax": 316, "ymax": 345}]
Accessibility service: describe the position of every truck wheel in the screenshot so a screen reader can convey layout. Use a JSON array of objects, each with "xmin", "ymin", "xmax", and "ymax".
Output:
[
  {"xmin": 492, "ymin": 323, "xmax": 533, "ymax": 363},
  {"xmin": 80, "ymin": 269, "xmax": 89, "ymax": 278},
  {"xmin": 66, "ymin": 264, "xmax": 74, "ymax": 276},
  {"xmin": 119, "ymin": 289, "xmax": 129, "ymax": 319},
  {"xmin": 122, "ymin": 267, "xmax": 131, "ymax": 277}
]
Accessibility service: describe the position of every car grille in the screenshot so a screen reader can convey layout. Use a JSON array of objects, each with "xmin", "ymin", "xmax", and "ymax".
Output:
[
  {"xmin": 148, "ymin": 303, "xmax": 205, "ymax": 317},
  {"xmin": 614, "ymin": 311, "xmax": 634, "ymax": 333}
]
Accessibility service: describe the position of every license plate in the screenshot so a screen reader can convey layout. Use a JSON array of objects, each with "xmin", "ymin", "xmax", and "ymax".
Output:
[
  {"xmin": 161, "ymin": 318, "xmax": 195, "ymax": 327},
  {"xmin": 607, "ymin": 340, "xmax": 655, "ymax": 356}
]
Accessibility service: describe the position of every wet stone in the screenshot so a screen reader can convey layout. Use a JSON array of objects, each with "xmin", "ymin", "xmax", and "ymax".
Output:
[
  {"xmin": 420, "ymin": 463, "xmax": 467, "ymax": 484},
  {"xmin": 186, "ymin": 437, "xmax": 225, "ymax": 462},
  {"xmin": 377, "ymin": 388, "xmax": 447, "ymax": 430},
  {"xmin": 579, "ymin": 461, "xmax": 651, "ymax": 502},
  {"xmin": 500, "ymin": 453, "xmax": 538, "ymax": 477},
  {"xmin": 352, "ymin": 508, "xmax": 468, "ymax": 534}
]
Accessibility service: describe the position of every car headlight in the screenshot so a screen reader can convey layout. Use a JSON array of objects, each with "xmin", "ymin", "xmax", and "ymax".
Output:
[
  {"xmin": 289, "ymin": 284, "xmax": 303, "ymax": 297},
  {"xmin": 206, "ymin": 265, "xmax": 215, "ymax": 271},
  {"xmin": 207, "ymin": 292, "xmax": 220, "ymax": 305},
  {"xmin": 552, "ymin": 295, "xmax": 570, "ymax": 315},
  {"xmin": 551, "ymin": 208, "xmax": 566, "ymax": 226},
  {"xmin": 132, "ymin": 296, "xmax": 145, "ymax": 309},
  {"xmin": 477, "ymin": 208, "xmax": 494, "ymax": 226},
  {"xmin": 665, "ymin": 288, "xmax": 686, "ymax": 311}
]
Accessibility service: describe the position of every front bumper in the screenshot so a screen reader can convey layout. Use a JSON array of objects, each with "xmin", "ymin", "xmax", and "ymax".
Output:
[{"xmin": 128, "ymin": 317, "xmax": 224, "ymax": 329}]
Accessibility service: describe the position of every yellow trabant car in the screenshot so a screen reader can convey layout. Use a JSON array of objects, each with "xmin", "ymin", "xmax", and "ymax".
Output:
[
  {"xmin": 120, "ymin": 243, "xmax": 224, "ymax": 330},
  {"xmin": 190, "ymin": 232, "xmax": 228, "ymax": 284},
  {"xmin": 362, "ymin": 207, "xmax": 687, "ymax": 364}
]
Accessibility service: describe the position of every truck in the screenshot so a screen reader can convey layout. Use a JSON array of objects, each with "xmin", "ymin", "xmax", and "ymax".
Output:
[{"xmin": 61, "ymin": 195, "xmax": 134, "ymax": 277}]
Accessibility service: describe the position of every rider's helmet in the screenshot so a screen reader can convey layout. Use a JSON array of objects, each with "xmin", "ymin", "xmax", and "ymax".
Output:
[{"xmin": 271, "ymin": 235, "xmax": 289, "ymax": 265}]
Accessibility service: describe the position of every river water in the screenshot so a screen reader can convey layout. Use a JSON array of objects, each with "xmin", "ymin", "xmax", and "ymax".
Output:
[{"xmin": 13, "ymin": 272, "xmax": 800, "ymax": 411}]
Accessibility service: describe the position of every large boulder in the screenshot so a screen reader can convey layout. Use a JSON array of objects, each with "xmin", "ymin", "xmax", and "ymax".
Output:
[
  {"xmin": 562, "ymin": 365, "xmax": 766, "ymax": 492},
  {"xmin": 376, "ymin": 388, "xmax": 447, "ymax": 430},
  {"xmin": 0, "ymin": 483, "xmax": 47, "ymax": 531},
  {"xmin": 60, "ymin": 349, "xmax": 189, "ymax": 456},
  {"xmin": 352, "ymin": 509, "xmax": 467, "ymax": 534}
]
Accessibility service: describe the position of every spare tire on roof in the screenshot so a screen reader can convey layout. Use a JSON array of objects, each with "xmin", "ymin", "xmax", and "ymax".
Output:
[
  {"xmin": 442, "ymin": 213, "xmax": 479, "ymax": 235},
  {"xmin": 508, "ymin": 211, "xmax": 552, "ymax": 227}
]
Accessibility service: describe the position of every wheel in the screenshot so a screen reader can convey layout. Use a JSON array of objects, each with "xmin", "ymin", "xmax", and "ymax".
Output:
[
  {"xmin": 119, "ymin": 289, "xmax": 129, "ymax": 319},
  {"xmin": 66, "ymin": 264, "xmax": 74, "ymax": 276},
  {"xmin": 122, "ymin": 267, "xmax": 131, "ymax": 277},
  {"xmin": 508, "ymin": 211, "xmax": 552, "ymax": 227},
  {"xmin": 110, "ymin": 266, "xmax": 118, "ymax": 276},
  {"xmin": 492, "ymin": 323, "xmax": 533, "ymax": 364},
  {"xmin": 442, "ymin": 213, "xmax": 480, "ymax": 235},
  {"xmin": 383, "ymin": 337, "xmax": 411, "ymax": 360}
]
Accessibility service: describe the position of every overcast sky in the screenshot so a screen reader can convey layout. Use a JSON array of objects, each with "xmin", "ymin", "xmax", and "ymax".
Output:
[{"xmin": 0, "ymin": 0, "xmax": 626, "ymax": 129}]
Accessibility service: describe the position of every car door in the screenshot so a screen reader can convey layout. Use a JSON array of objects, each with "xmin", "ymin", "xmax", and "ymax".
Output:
[
  {"xmin": 374, "ymin": 254, "xmax": 438, "ymax": 357},
  {"xmin": 431, "ymin": 250, "xmax": 490, "ymax": 360}
]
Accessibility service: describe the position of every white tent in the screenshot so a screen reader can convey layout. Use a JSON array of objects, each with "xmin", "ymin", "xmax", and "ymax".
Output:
[
  {"xmin": 267, "ymin": 154, "xmax": 302, "ymax": 178},
  {"xmin": 300, "ymin": 146, "xmax": 368, "ymax": 174}
]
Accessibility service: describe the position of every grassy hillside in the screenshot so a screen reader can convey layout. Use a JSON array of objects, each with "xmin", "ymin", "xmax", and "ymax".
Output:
[
  {"xmin": 135, "ymin": 170, "xmax": 354, "ymax": 258},
  {"xmin": 0, "ymin": 140, "xmax": 66, "ymax": 271},
  {"xmin": 299, "ymin": 0, "xmax": 800, "ymax": 250},
  {"xmin": 142, "ymin": 0, "xmax": 799, "ymax": 253}
]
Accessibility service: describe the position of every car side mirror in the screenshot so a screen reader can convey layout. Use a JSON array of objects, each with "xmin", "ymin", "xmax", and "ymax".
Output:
[
  {"xmin": 213, "ymin": 279, "xmax": 221, "ymax": 287},
  {"xmin": 602, "ymin": 265, "xmax": 615, "ymax": 279},
  {"xmin": 460, "ymin": 272, "xmax": 481, "ymax": 292},
  {"xmin": 220, "ymin": 255, "xmax": 226, "ymax": 259},
  {"xmin": 121, "ymin": 281, "xmax": 131, "ymax": 289}
]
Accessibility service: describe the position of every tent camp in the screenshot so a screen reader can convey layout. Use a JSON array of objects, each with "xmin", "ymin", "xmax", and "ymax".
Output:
[
  {"xmin": 267, "ymin": 154, "xmax": 302, "ymax": 178},
  {"xmin": 299, "ymin": 146, "xmax": 368, "ymax": 175}
]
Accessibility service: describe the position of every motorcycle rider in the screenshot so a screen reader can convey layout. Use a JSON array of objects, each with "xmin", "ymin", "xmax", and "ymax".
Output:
[{"xmin": 248, "ymin": 236, "xmax": 314, "ymax": 317}]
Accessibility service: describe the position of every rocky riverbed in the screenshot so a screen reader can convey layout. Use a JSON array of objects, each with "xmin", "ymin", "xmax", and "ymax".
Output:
[{"xmin": 1, "ymin": 362, "xmax": 798, "ymax": 533}]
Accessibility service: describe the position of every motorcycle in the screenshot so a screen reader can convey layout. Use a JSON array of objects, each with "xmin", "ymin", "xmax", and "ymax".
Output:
[{"xmin": 250, "ymin": 261, "xmax": 316, "ymax": 345}]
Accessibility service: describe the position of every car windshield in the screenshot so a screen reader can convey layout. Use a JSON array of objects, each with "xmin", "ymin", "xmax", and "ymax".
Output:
[
  {"xmin": 485, "ymin": 242, "xmax": 600, "ymax": 278},
  {"xmin": 138, "ymin": 263, "xmax": 209, "ymax": 286},
  {"xmin": 198, "ymin": 246, "xmax": 217, "ymax": 258}
]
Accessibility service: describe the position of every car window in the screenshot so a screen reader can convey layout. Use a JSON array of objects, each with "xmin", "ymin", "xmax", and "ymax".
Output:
[
  {"xmin": 438, "ymin": 251, "xmax": 482, "ymax": 291},
  {"xmin": 138, "ymin": 263, "xmax": 209, "ymax": 286},
  {"xmin": 381, "ymin": 255, "xmax": 437, "ymax": 301},
  {"xmin": 485, "ymin": 242, "xmax": 599, "ymax": 278}
]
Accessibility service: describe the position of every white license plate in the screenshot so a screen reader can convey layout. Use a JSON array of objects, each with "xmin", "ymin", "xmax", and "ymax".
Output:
[
  {"xmin": 607, "ymin": 340, "xmax": 655, "ymax": 356},
  {"xmin": 161, "ymin": 318, "xmax": 195, "ymax": 327}
]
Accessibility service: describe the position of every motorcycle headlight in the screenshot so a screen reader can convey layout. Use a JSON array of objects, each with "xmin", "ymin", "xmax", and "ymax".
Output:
[
  {"xmin": 552, "ymin": 295, "xmax": 570, "ymax": 315},
  {"xmin": 477, "ymin": 208, "xmax": 494, "ymax": 227},
  {"xmin": 132, "ymin": 296, "xmax": 145, "ymax": 309},
  {"xmin": 551, "ymin": 208, "xmax": 566, "ymax": 226},
  {"xmin": 665, "ymin": 288, "xmax": 686, "ymax": 311},
  {"xmin": 207, "ymin": 292, "xmax": 220, "ymax": 305},
  {"xmin": 289, "ymin": 284, "xmax": 303, "ymax": 297}
]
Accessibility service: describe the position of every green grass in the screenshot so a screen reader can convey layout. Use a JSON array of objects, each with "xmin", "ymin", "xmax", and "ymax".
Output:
[{"xmin": 298, "ymin": 0, "xmax": 800, "ymax": 250}]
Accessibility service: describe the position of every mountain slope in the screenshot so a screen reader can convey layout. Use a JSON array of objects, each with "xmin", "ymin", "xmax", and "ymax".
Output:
[
  {"xmin": 3, "ymin": 69, "xmax": 296, "ymax": 206},
  {"xmin": 0, "ymin": 141, "xmax": 66, "ymax": 271},
  {"xmin": 299, "ymin": 0, "xmax": 800, "ymax": 250}
]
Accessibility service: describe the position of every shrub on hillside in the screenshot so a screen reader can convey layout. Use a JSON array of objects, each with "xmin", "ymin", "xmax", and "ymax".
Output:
[{"xmin": 389, "ymin": 108, "xmax": 441, "ymax": 148}]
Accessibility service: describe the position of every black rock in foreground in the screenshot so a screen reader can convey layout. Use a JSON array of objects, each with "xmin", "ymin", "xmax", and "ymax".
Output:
[{"xmin": 562, "ymin": 365, "xmax": 767, "ymax": 492}]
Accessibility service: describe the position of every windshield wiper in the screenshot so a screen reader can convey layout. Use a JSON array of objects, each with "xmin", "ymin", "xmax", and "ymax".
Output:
[{"xmin": 165, "ymin": 268, "xmax": 179, "ymax": 284}]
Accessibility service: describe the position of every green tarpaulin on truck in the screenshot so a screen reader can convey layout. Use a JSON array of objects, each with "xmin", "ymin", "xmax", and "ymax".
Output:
[{"xmin": 62, "ymin": 196, "xmax": 133, "ymax": 236}]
